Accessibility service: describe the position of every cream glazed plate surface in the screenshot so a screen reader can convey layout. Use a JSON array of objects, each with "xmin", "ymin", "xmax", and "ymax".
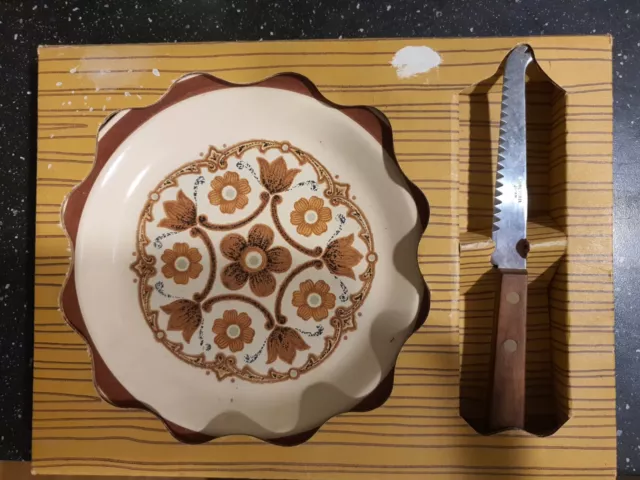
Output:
[{"xmin": 67, "ymin": 74, "xmax": 427, "ymax": 441}]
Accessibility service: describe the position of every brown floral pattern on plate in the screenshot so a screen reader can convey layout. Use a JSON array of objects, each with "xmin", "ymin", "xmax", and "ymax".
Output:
[
  {"xmin": 160, "ymin": 242, "xmax": 203, "ymax": 285},
  {"xmin": 266, "ymin": 326, "xmax": 310, "ymax": 365},
  {"xmin": 290, "ymin": 196, "xmax": 332, "ymax": 237},
  {"xmin": 60, "ymin": 72, "xmax": 429, "ymax": 446},
  {"xmin": 212, "ymin": 309, "xmax": 256, "ymax": 352},
  {"xmin": 208, "ymin": 171, "xmax": 252, "ymax": 214},
  {"xmin": 160, "ymin": 299, "xmax": 203, "ymax": 342},
  {"xmin": 257, "ymin": 155, "xmax": 300, "ymax": 194},
  {"xmin": 292, "ymin": 279, "xmax": 336, "ymax": 321},
  {"xmin": 220, "ymin": 224, "xmax": 292, "ymax": 297},
  {"xmin": 131, "ymin": 139, "xmax": 377, "ymax": 383}
]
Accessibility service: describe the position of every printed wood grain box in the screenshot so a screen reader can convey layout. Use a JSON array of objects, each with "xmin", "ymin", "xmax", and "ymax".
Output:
[{"xmin": 34, "ymin": 36, "xmax": 614, "ymax": 479}]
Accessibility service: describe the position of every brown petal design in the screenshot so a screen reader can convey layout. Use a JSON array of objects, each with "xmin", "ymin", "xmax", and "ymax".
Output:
[
  {"xmin": 267, "ymin": 246, "xmax": 292, "ymax": 273},
  {"xmin": 292, "ymin": 290, "xmax": 306, "ymax": 307},
  {"xmin": 268, "ymin": 157, "xmax": 288, "ymax": 187},
  {"xmin": 257, "ymin": 156, "xmax": 300, "ymax": 194},
  {"xmin": 214, "ymin": 333, "xmax": 230, "ymax": 349},
  {"xmin": 319, "ymin": 207, "xmax": 332, "ymax": 222},
  {"xmin": 186, "ymin": 248, "xmax": 202, "ymax": 263},
  {"xmin": 236, "ymin": 312, "xmax": 252, "ymax": 328},
  {"xmin": 223, "ymin": 309, "xmax": 238, "ymax": 323},
  {"xmin": 224, "ymin": 171, "xmax": 241, "ymax": 183},
  {"xmin": 187, "ymin": 262, "xmax": 203, "ymax": 279},
  {"xmin": 309, "ymin": 196, "xmax": 324, "ymax": 210},
  {"xmin": 161, "ymin": 249, "xmax": 176, "ymax": 263},
  {"xmin": 300, "ymin": 280, "xmax": 314, "ymax": 294},
  {"xmin": 281, "ymin": 167, "xmax": 301, "ymax": 191},
  {"xmin": 212, "ymin": 318, "xmax": 228, "ymax": 335},
  {"xmin": 221, "ymin": 262, "xmax": 249, "ymax": 290},
  {"xmin": 220, "ymin": 233, "xmax": 247, "ymax": 261},
  {"xmin": 211, "ymin": 176, "xmax": 225, "ymax": 190},
  {"xmin": 312, "ymin": 307, "xmax": 329, "ymax": 321},
  {"xmin": 316, "ymin": 280, "xmax": 330, "ymax": 294},
  {"xmin": 266, "ymin": 326, "xmax": 310, "ymax": 364},
  {"xmin": 235, "ymin": 194, "xmax": 249, "ymax": 210},
  {"xmin": 324, "ymin": 292, "xmax": 336, "ymax": 309},
  {"xmin": 293, "ymin": 197, "xmax": 309, "ymax": 213},
  {"xmin": 322, "ymin": 233, "xmax": 364, "ymax": 279},
  {"xmin": 228, "ymin": 339, "xmax": 244, "ymax": 353},
  {"xmin": 160, "ymin": 299, "xmax": 202, "ymax": 343},
  {"xmin": 161, "ymin": 263, "xmax": 176, "ymax": 279},
  {"xmin": 286, "ymin": 328, "xmax": 310, "ymax": 353},
  {"xmin": 296, "ymin": 305, "xmax": 313, "ymax": 321},
  {"xmin": 174, "ymin": 242, "xmax": 189, "ymax": 256},
  {"xmin": 220, "ymin": 202, "xmax": 236, "ymax": 214},
  {"xmin": 248, "ymin": 224, "xmax": 274, "ymax": 251},
  {"xmin": 174, "ymin": 272, "xmax": 190, "ymax": 285},
  {"xmin": 310, "ymin": 221, "xmax": 328, "ymax": 236},
  {"xmin": 237, "ymin": 178, "xmax": 252, "ymax": 195},
  {"xmin": 208, "ymin": 189, "xmax": 222, "ymax": 206},
  {"xmin": 296, "ymin": 223, "xmax": 313, "ymax": 237},
  {"xmin": 158, "ymin": 190, "xmax": 197, "ymax": 231},
  {"xmin": 266, "ymin": 333, "xmax": 278, "ymax": 364},
  {"xmin": 290, "ymin": 211, "xmax": 304, "ymax": 226},
  {"xmin": 256, "ymin": 157, "xmax": 272, "ymax": 191},
  {"xmin": 241, "ymin": 327, "xmax": 255, "ymax": 344},
  {"xmin": 248, "ymin": 270, "xmax": 276, "ymax": 297}
]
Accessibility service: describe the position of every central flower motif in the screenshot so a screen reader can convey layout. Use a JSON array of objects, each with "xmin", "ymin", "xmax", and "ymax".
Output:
[
  {"xmin": 161, "ymin": 242, "xmax": 203, "ymax": 285},
  {"xmin": 208, "ymin": 171, "xmax": 251, "ymax": 214},
  {"xmin": 212, "ymin": 309, "xmax": 255, "ymax": 352},
  {"xmin": 220, "ymin": 224, "xmax": 292, "ymax": 297}
]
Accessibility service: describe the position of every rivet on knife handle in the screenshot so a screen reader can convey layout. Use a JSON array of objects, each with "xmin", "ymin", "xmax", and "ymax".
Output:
[{"xmin": 488, "ymin": 45, "xmax": 533, "ymax": 432}]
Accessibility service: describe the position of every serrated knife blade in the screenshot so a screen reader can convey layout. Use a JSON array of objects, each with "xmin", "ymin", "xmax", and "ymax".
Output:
[
  {"xmin": 491, "ymin": 44, "xmax": 533, "ymax": 271},
  {"xmin": 488, "ymin": 44, "xmax": 533, "ymax": 433}
]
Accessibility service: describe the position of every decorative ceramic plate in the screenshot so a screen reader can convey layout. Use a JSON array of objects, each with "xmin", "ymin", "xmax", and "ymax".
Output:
[{"xmin": 62, "ymin": 73, "xmax": 428, "ymax": 443}]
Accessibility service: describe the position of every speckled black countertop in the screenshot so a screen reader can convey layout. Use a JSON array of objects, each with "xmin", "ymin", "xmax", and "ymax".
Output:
[{"xmin": 0, "ymin": 0, "xmax": 637, "ymax": 474}]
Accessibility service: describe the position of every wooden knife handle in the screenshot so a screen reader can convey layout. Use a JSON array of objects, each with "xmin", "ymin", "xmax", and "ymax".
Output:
[{"xmin": 488, "ymin": 270, "xmax": 528, "ymax": 431}]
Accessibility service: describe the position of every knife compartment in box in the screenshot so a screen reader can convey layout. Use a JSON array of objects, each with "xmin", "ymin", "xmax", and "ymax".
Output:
[{"xmin": 456, "ymin": 52, "xmax": 571, "ymax": 435}]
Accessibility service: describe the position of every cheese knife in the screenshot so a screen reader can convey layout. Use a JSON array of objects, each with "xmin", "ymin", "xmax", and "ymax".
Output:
[{"xmin": 488, "ymin": 44, "xmax": 533, "ymax": 432}]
